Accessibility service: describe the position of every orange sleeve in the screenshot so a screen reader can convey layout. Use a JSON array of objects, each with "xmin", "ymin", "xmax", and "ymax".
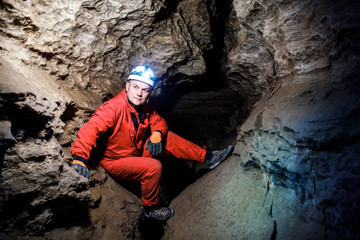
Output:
[
  {"xmin": 72, "ymin": 101, "xmax": 117, "ymax": 160},
  {"xmin": 148, "ymin": 109, "xmax": 168, "ymax": 136}
]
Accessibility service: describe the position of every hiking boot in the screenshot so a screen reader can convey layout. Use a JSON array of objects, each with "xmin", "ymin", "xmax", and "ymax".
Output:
[
  {"xmin": 206, "ymin": 145, "xmax": 233, "ymax": 170},
  {"xmin": 142, "ymin": 206, "xmax": 174, "ymax": 221}
]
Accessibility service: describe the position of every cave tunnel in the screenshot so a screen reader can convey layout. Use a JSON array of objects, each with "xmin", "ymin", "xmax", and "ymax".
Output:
[{"xmin": 0, "ymin": 0, "xmax": 360, "ymax": 239}]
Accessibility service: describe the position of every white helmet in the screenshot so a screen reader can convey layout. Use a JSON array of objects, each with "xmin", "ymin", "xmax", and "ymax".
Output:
[{"xmin": 128, "ymin": 66, "xmax": 156, "ymax": 87}]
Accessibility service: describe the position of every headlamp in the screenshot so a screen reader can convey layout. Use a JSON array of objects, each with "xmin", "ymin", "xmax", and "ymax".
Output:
[{"xmin": 128, "ymin": 66, "xmax": 156, "ymax": 87}]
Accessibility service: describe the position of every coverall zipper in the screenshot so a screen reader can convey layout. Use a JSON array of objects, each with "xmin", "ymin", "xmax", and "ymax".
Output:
[{"xmin": 131, "ymin": 111, "xmax": 143, "ymax": 155}]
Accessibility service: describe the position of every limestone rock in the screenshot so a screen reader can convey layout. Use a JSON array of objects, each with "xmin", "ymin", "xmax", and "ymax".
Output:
[
  {"xmin": 0, "ymin": 0, "xmax": 213, "ymax": 98},
  {"xmin": 164, "ymin": 0, "xmax": 360, "ymax": 239},
  {"xmin": 0, "ymin": 57, "xmax": 141, "ymax": 238},
  {"xmin": 165, "ymin": 163, "xmax": 324, "ymax": 239},
  {"xmin": 0, "ymin": 0, "xmax": 359, "ymax": 239},
  {"xmin": 0, "ymin": 121, "xmax": 16, "ymax": 144},
  {"xmin": 0, "ymin": 136, "xmax": 90, "ymax": 236}
]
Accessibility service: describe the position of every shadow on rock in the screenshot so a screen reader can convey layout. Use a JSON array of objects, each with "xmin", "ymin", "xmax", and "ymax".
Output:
[{"xmin": 138, "ymin": 215, "xmax": 167, "ymax": 240}]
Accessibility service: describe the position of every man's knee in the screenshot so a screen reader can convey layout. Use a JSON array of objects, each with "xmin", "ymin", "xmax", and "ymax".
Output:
[{"xmin": 145, "ymin": 159, "xmax": 162, "ymax": 179}]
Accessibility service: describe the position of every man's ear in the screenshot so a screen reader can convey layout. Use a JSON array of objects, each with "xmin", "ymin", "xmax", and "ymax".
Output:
[{"xmin": 125, "ymin": 81, "xmax": 129, "ymax": 92}]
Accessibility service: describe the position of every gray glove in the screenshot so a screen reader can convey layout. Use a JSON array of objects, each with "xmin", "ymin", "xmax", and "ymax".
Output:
[
  {"xmin": 72, "ymin": 157, "xmax": 89, "ymax": 178},
  {"xmin": 145, "ymin": 131, "xmax": 163, "ymax": 156}
]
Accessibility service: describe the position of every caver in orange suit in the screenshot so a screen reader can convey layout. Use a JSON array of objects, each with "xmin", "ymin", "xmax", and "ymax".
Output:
[{"xmin": 72, "ymin": 89, "xmax": 206, "ymax": 206}]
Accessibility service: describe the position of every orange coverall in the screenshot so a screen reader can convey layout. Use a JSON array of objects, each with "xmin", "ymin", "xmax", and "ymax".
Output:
[{"xmin": 72, "ymin": 89, "xmax": 206, "ymax": 206}]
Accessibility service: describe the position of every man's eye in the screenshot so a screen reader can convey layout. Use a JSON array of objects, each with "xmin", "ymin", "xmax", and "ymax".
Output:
[
  {"xmin": 133, "ymin": 85, "xmax": 138, "ymax": 89},
  {"xmin": 143, "ymin": 89, "xmax": 150, "ymax": 93}
]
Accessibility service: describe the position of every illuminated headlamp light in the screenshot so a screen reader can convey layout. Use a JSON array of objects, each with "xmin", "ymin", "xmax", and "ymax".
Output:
[{"xmin": 128, "ymin": 66, "xmax": 156, "ymax": 87}]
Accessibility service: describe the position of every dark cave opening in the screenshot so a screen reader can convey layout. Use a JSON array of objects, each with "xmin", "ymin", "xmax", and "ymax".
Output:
[
  {"xmin": 153, "ymin": 0, "xmax": 243, "ymax": 149},
  {"xmin": 129, "ymin": 0, "xmax": 239, "ymax": 210},
  {"xmin": 203, "ymin": 0, "xmax": 233, "ymax": 90},
  {"xmin": 0, "ymin": 93, "xmax": 51, "ymax": 141},
  {"xmin": 134, "ymin": 2, "xmax": 240, "ymax": 238}
]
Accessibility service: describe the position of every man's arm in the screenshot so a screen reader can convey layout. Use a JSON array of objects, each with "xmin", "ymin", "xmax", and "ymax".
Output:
[
  {"xmin": 72, "ymin": 101, "xmax": 117, "ymax": 176},
  {"xmin": 148, "ymin": 109, "xmax": 168, "ymax": 135},
  {"xmin": 145, "ymin": 109, "xmax": 168, "ymax": 156}
]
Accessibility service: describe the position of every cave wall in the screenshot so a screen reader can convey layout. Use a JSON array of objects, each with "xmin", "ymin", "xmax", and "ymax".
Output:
[
  {"xmin": 165, "ymin": 0, "xmax": 360, "ymax": 239},
  {"xmin": 0, "ymin": 0, "xmax": 214, "ymax": 97},
  {"xmin": 0, "ymin": 0, "xmax": 224, "ymax": 238},
  {"xmin": 1, "ymin": 0, "xmax": 359, "ymax": 239}
]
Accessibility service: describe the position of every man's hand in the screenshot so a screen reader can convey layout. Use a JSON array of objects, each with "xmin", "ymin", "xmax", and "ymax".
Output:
[
  {"xmin": 145, "ymin": 131, "xmax": 162, "ymax": 156},
  {"xmin": 72, "ymin": 159, "xmax": 90, "ymax": 178}
]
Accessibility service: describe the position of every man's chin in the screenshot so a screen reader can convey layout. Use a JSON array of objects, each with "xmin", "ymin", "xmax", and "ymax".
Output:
[{"xmin": 130, "ymin": 99, "xmax": 144, "ymax": 107}]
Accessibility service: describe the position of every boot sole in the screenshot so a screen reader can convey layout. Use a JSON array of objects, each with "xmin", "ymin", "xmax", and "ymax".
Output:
[{"xmin": 209, "ymin": 145, "xmax": 233, "ymax": 170}]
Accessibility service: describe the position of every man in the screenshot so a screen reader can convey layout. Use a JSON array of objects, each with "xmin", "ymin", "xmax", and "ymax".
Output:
[{"xmin": 72, "ymin": 66, "xmax": 233, "ymax": 221}]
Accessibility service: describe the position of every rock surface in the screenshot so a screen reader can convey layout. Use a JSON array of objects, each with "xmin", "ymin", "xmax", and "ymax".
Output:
[
  {"xmin": 0, "ymin": 0, "xmax": 212, "ymax": 96},
  {"xmin": 164, "ymin": 0, "xmax": 360, "ymax": 239},
  {"xmin": 0, "ymin": 0, "xmax": 359, "ymax": 239}
]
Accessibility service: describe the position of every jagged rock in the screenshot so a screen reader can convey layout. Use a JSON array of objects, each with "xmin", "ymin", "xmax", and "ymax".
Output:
[
  {"xmin": 0, "ymin": 0, "xmax": 212, "ymax": 97},
  {"xmin": 164, "ymin": 0, "xmax": 360, "ymax": 239},
  {"xmin": 0, "ymin": 0, "xmax": 359, "ymax": 239},
  {"xmin": 0, "ymin": 136, "xmax": 90, "ymax": 235},
  {"xmin": 0, "ymin": 57, "xmax": 143, "ymax": 239},
  {"xmin": 41, "ymin": 166, "xmax": 142, "ymax": 240},
  {"xmin": 0, "ymin": 121, "xmax": 16, "ymax": 144}
]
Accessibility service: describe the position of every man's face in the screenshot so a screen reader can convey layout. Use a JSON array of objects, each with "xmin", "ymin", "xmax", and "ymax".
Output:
[{"xmin": 126, "ymin": 80, "xmax": 152, "ymax": 107}]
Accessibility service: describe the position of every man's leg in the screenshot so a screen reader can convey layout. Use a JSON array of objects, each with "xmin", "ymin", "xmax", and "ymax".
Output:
[
  {"xmin": 143, "ymin": 131, "xmax": 207, "ymax": 162},
  {"xmin": 101, "ymin": 157, "xmax": 162, "ymax": 207},
  {"xmin": 101, "ymin": 157, "xmax": 174, "ymax": 221},
  {"xmin": 143, "ymin": 131, "xmax": 233, "ymax": 170}
]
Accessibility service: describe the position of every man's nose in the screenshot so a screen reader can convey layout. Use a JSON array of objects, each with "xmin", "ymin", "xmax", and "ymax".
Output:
[{"xmin": 136, "ymin": 89, "xmax": 143, "ymax": 96}]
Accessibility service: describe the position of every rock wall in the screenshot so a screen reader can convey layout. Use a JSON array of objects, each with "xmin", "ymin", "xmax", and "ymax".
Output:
[
  {"xmin": 1, "ymin": 0, "xmax": 359, "ymax": 239},
  {"xmin": 0, "ymin": 0, "xmax": 213, "ymax": 97},
  {"xmin": 0, "ymin": 0, "xmax": 224, "ymax": 239},
  {"xmin": 165, "ymin": 0, "xmax": 360, "ymax": 239}
]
